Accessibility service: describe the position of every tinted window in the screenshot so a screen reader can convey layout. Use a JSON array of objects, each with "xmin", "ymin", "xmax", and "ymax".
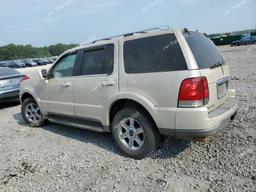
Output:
[
  {"xmin": 80, "ymin": 44, "xmax": 114, "ymax": 75},
  {"xmin": 51, "ymin": 52, "xmax": 77, "ymax": 78},
  {"xmin": 184, "ymin": 32, "xmax": 225, "ymax": 69},
  {"xmin": 124, "ymin": 34, "xmax": 187, "ymax": 74}
]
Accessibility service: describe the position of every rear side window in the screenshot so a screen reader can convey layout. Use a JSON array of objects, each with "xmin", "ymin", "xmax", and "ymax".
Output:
[
  {"xmin": 184, "ymin": 32, "xmax": 225, "ymax": 69},
  {"xmin": 80, "ymin": 44, "xmax": 114, "ymax": 75},
  {"xmin": 124, "ymin": 34, "xmax": 187, "ymax": 74}
]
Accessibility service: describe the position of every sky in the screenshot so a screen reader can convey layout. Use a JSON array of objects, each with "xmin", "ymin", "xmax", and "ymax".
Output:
[{"xmin": 0, "ymin": 0, "xmax": 255, "ymax": 46}]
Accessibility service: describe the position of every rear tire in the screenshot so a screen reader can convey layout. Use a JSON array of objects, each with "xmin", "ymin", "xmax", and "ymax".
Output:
[
  {"xmin": 112, "ymin": 107, "xmax": 160, "ymax": 159},
  {"xmin": 21, "ymin": 98, "xmax": 45, "ymax": 127}
]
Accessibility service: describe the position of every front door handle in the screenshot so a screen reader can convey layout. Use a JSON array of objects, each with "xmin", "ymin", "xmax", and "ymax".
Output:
[
  {"xmin": 61, "ymin": 82, "xmax": 71, "ymax": 88},
  {"xmin": 101, "ymin": 81, "xmax": 115, "ymax": 87}
]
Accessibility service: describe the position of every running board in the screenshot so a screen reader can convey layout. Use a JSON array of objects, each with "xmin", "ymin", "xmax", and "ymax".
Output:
[{"xmin": 46, "ymin": 113, "xmax": 109, "ymax": 133}]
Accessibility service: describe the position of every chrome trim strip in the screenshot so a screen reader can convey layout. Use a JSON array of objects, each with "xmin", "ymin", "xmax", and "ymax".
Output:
[{"xmin": 217, "ymin": 76, "xmax": 230, "ymax": 86}]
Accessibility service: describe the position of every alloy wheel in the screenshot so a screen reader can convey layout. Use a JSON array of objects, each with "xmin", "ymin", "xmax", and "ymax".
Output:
[
  {"xmin": 117, "ymin": 117, "xmax": 145, "ymax": 150},
  {"xmin": 25, "ymin": 103, "xmax": 43, "ymax": 125}
]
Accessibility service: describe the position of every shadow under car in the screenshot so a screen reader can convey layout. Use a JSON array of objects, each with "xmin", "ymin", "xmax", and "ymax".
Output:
[{"xmin": 13, "ymin": 112, "xmax": 191, "ymax": 159}]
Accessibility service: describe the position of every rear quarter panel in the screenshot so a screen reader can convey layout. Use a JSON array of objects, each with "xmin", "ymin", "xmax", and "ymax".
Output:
[{"xmin": 118, "ymin": 32, "xmax": 202, "ymax": 129}]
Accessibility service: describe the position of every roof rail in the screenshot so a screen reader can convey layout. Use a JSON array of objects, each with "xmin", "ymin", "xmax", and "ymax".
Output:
[{"xmin": 91, "ymin": 26, "xmax": 170, "ymax": 44}]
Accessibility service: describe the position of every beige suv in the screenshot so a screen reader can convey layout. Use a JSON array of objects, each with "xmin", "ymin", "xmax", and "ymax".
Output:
[{"xmin": 20, "ymin": 27, "xmax": 238, "ymax": 159}]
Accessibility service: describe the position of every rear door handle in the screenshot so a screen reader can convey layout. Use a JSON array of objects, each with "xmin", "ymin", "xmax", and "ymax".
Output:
[
  {"xmin": 101, "ymin": 81, "xmax": 115, "ymax": 87},
  {"xmin": 61, "ymin": 82, "xmax": 71, "ymax": 88}
]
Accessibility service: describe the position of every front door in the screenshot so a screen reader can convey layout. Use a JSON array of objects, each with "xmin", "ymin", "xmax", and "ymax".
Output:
[{"xmin": 40, "ymin": 51, "xmax": 78, "ymax": 116}]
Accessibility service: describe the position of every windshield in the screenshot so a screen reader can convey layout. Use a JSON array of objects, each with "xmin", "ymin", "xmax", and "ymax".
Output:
[{"xmin": 184, "ymin": 31, "xmax": 225, "ymax": 69}]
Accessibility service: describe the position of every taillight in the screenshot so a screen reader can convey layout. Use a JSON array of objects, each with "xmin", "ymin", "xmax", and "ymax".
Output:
[
  {"xmin": 178, "ymin": 77, "xmax": 209, "ymax": 108},
  {"xmin": 21, "ymin": 75, "xmax": 30, "ymax": 82}
]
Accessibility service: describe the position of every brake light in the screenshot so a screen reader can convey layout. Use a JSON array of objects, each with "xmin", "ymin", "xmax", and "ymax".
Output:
[
  {"xmin": 21, "ymin": 75, "xmax": 30, "ymax": 82},
  {"xmin": 178, "ymin": 77, "xmax": 209, "ymax": 108}
]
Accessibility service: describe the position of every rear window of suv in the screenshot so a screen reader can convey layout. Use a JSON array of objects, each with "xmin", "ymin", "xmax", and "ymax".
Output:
[
  {"xmin": 124, "ymin": 34, "xmax": 187, "ymax": 74},
  {"xmin": 184, "ymin": 31, "xmax": 225, "ymax": 69}
]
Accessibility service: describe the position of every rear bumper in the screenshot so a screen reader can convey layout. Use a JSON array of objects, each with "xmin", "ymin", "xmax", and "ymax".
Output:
[
  {"xmin": 159, "ymin": 90, "xmax": 238, "ymax": 137},
  {"xmin": 159, "ymin": 112, "xmax": 237, "ymax": 137},
  {"xmin": 0, "ymin": 90, "xmax": 20, "ymax": 102}
]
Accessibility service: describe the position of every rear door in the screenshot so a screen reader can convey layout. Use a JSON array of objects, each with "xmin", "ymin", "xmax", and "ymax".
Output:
[
  {"xmin": 73, "ymin": 41, "xmax": 118, "ymax": 125},
  {"xmin": 184, "ymin": 31, "xmax": 230, "ymax": 112}
]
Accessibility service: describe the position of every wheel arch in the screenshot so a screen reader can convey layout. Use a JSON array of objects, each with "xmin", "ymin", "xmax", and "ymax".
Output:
[
  {"xmin": 20, "ymin": 91, "xmax": 40, "ymax": 107},
  {"xmin": 21, "ymin": 92, "xmax": 34, "ymax": 102},
  {"xmin": 108, "ymin": 98, "xmax": 158, "ymax": 130}
]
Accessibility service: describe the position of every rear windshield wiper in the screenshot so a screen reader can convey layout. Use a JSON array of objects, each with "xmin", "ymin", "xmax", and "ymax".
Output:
[{"xmin": 210, "ymin": 62, "xmax": 223, "ymax": 69}]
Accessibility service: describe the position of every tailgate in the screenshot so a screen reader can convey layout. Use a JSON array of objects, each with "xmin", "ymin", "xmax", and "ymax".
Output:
[
  {"xmin": 199, "ymin": 65, "xmax": 230, "ymax": 112},
  {"xmin": 183, "ymin": 31, "xmax": 230, "ymax": 112}
]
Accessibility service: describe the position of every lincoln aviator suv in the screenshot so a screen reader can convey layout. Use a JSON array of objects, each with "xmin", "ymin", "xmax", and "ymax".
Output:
[{"xmin": 20, "ymin": 27, "xmax": 238, "ymax": 159}]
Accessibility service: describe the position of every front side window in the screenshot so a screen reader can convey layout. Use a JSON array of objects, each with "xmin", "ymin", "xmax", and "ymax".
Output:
[
  {"xmin": 80, "ymin": 44, "xmax": 114, "ymax": 76},
  {"xmin": 51, "ymin": 53, "xmax": 77, "ymax": 78},
  {"xmin": 124, "ymin": 34, "xmax": 187, "ymax": 74}
]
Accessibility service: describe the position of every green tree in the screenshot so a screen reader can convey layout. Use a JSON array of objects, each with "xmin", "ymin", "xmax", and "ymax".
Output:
[
  {"xmin": 48, "ymin": 43, "xmax": 78, "ymax": 56},
  {"xmin": 0, "ymin": 43, "xmax": 78, "ymax": 61}
]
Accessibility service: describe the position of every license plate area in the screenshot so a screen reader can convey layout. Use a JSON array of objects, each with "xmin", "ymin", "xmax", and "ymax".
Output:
[{"xmin": 217, "ymin": 77, "xmax": 229, "ymax": 99}]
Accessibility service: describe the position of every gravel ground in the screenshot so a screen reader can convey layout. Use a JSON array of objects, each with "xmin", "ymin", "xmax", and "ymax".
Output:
[{"xmin": 0, "ymin": 45, "xmax": 255, "ymax": 192}]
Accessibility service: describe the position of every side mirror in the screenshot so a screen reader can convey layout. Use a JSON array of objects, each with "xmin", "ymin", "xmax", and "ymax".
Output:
[{"xmin": 41, "ymin": 69, "xmax": 48, "ymax": 79}]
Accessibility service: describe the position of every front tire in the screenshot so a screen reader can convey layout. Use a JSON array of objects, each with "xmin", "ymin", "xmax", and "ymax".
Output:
[
  {"xmin": 21, "ymin": 98, "xmax": 45, "ymax": 127},
  {"xmin": 112, "ymin": 108, "xmax": 160, "ymax": 159}
]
